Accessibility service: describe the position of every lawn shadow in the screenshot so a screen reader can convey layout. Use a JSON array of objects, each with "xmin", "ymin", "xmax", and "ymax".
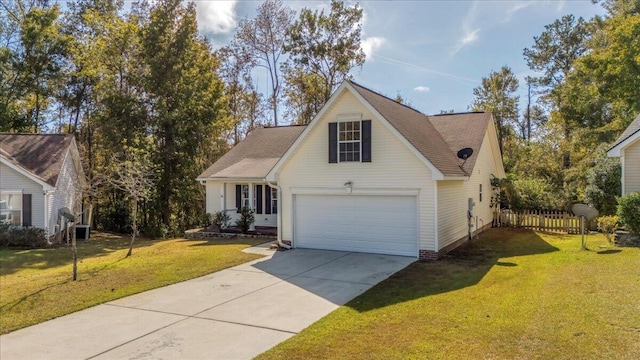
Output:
[
  {"xmin": 347, "ymin": 228, "xmax": 559, "ymax": 312},
  {"xmin": 0, "ymin": 232, "xmax": 160, "ymax": 275},
  {"xmin": 596, "ymin": 249, "xmax": 622, "ymax": 254},
  {"xmin": 179, "ymin": 237, "xmax": 271, "ymax": 248}
]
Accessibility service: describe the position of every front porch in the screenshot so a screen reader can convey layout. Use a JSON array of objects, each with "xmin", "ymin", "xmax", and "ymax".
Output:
[{"xmin": 203, "ymin": 181, "xmax": 278, "ymax": 229}]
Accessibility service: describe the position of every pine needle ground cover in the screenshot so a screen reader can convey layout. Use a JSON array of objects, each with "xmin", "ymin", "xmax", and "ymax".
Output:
[
  {"xmin": 0, "ymin": 233, "xmax": 266, "ymax": 334},
  {"xmin": 258, "ymin": 229, "xmax": 640, "ymax": 360}
]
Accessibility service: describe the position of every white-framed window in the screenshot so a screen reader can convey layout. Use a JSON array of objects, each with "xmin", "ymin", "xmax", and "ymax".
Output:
[
  {"xmin": 339, "ymin": 120, "xmax": 361, "ymax": 162},
  {"xmin": 271, "ymin": 187, "xmax": 278, "ymax": 214},
  {"xmin": 241, "ymin": 185, "xmax": 250, "ymax": 209},
  {"xmin": 0, "ymin": 191, "xmax": 22, "ymax": 226},
  {"xmin": 241, "ymin": 184, "xmax": 260, "ymax": 210}
]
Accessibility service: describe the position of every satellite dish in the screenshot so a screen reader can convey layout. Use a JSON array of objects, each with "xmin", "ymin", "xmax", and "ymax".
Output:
[
  {"xmin": 58, "ymin": 207, "xmax": 75, "ymax": 222},
  {"xmin": 457, "ymin": 147, "xmax": 474, "ymax": 160},
  {"xmin": 571, "ymin": 204, "xmax": 599, "ymax": 221}
]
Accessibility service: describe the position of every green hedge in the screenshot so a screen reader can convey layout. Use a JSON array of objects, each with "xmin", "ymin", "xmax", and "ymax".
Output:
[
  {"xmin": 617, "ymin": 192, "xmax": 640, "ymax": 234},
  {"xmin": 0, "ymin": 225, "xmax": 48, "ymax": 248}
]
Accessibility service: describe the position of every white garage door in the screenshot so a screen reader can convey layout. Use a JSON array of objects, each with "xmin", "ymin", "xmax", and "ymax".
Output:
[{"xmin": 294, "ymin": 194, "xmax": 418, "ymax": 257}]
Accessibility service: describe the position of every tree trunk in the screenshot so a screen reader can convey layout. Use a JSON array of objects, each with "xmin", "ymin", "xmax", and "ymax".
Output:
[{"xmin": 126, "ymin": 202, "xmax": 137, "ymax": 257}]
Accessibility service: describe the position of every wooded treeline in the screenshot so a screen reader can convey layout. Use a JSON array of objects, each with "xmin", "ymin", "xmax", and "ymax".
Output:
[
  {"xmin": 471, "ymin": 0, "xmax": 639, "ymax": 215},
  {"xmin": 0, "ymin": 0, "xmax": 366, "ymax": 236},
  {"xmin": 1, "ymin": 0, "xmax": 637, "ymax": 236}
]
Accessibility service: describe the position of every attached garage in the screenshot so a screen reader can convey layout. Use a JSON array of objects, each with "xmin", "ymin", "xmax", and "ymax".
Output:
[{"xmin": 293, "ymin": 194, "xmax": 418, "ymax": 257}]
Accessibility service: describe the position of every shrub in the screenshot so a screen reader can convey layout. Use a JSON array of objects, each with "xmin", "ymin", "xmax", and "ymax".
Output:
[
  {"xmin": 235, "ymin": 207, "xmax": 255, "ymax": 234},
  {"xmin": 492, "ymin": 174, "xmax": 562, "ymax": 211},
  {"xmin": 597, "ymin": 215, "xmax": 618, "ymax": 244},
  {"xmin": 0, "ymin": 224, "xmax": 10, "ymax": 246},
  {"xmin": 1, "ymin": 226, "xmax": 48, "ymax": 248},
  {"xmin": 211, "ymin": 211, "xmax": 231, "ymax": 231},
  {"xmin": 617, "ymin": 192, "xmax": 640, "ymax": 234}
]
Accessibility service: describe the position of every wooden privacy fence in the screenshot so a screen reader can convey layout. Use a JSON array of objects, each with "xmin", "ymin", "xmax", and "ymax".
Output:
[{"xmin": 493, "ymin": 209, "xmax": 582, "ymax": 234}]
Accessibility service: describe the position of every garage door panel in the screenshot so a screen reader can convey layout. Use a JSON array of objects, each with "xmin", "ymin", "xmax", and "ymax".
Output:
[{"xmin": 294, "ymin": 195, "xmax": 417, "ymax": 257}]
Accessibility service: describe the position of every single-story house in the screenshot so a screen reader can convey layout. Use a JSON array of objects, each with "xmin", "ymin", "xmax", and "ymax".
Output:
[
  {"xmin": 607, "ymin": 113, "xmax": 640, "ymax": 195},
  {"xmin": 198, "ymin": 81, "xmax": 505, "ymax": 259},
  {"xmin": 0, "ymin": 133, "xmax": 85, "ymax": 237}
]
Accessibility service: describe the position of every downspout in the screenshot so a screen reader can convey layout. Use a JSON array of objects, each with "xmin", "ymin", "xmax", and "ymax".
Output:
[{"xmin": 267, "ymin": 181, "xmax": 291, "ymax": 249}]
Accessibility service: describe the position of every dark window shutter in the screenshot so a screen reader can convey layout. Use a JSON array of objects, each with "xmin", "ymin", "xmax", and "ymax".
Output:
[
  {"xmin": 362, "ymin": 120, "xmax": 372, "ymax": 162},
  {"xmin": 328, "ymin": 122, "xmax": 337, "ymax": 163},
  {"xmin": 256, "ymin": 185, "xmax": 263, "ymax": 214},
  {"xmin": 235, "ymin": 185, "xmax": 242, "ymax": 213},
  {"xmin": 22, "ymin": 193, "xmax": 32, "ymax": 226},
  {"xmin": 265, "ymin": 185, "xmax": 271, "ymax": 214}
]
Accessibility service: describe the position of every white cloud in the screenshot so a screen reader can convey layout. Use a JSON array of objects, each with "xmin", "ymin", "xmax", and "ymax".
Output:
[
  {"xmin": 196, "ymin": 1, "xmax": 238, "ymax": 35},
  {"xmin": 503, "ymin": 1, "xmax": 534, "ymax": 22},
  {"xmin": 361, "ymin": 37, "xmax": 386, "ymax": 59},
  {"xmin": 451, "ymin": 28, "xmax": 480, "ymax": 56},
  {"xmin": 413, "ymin": 86, "xmax": 430, "ymax": 93},
  {"xmin": 451, "ymin": 1, "xmax": 481, "ymax": 57}
]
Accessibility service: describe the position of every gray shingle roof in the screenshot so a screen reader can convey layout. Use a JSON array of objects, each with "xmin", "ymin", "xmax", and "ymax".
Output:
[
  {"xmin": 430, "ymin": 112, "xmax": 491, "ymax": 175},
  {"xmin": 349, "ymin": 81, "xmax": 489, "ymax": 177},
  {"xmin": 198, "ymin": 81, "xmax": 494, "ymax": 180},
  {"xmin": 0, "ymin": 133, "xmax": 74, "ymax": 186},
  {"xmin": 610, "ymin": 113, "xmax": 640, "ymax": 150},
  {"xmin": 197, "ymin": 126, "xmax": 306, "ymax": 180}
]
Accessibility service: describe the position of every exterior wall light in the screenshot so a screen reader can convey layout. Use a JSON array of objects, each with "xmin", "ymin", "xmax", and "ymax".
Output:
[{"xmin": 345, "ymin": 181, "xmax": 353, "ymax": 194}]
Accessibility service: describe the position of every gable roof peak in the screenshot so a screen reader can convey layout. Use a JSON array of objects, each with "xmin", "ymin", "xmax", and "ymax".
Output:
[
  {"xmin": 346, "ymin": 80, "xmax": 427, "ymax": 117},
  {"xmin": 0, "ymin": 133, "xmax": 75, "ymax": 187}
]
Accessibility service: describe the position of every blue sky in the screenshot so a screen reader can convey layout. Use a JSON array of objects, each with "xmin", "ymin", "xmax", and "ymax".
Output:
[{"xmin": 196, "ymin": 0, "xmax": 605, "ymax": 117}]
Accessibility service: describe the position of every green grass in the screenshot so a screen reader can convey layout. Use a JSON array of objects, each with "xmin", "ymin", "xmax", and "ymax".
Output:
[
  {"xmin": 257, "ymin": 229, "xmax": 640, "ymax": 360},
  {"xmin": 0, "ymin": 233, "xmax": 267, "ymax": 334}
]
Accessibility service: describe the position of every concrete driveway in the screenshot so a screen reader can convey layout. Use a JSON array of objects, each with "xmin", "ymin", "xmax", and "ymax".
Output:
[{"xmin": 0, "ymin": 245, "xmax": 414, "ymax": 360}]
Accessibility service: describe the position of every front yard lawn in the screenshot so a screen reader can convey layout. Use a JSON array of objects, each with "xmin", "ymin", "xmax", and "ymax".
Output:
[
  {"xmin": 0, "ymin": 233, "xmax": 267, "ymax": 334},
  {"xmin": 258, "ymin": 229, "xmax": 640, "ymax": 360}
]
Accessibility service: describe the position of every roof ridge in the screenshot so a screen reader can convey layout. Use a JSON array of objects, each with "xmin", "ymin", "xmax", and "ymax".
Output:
[
  {"xmin": 347, "ymin": 80, "xmax": 428, "ymax": 117},
  {"xmin": 431, "ymin": 111, "xmax": 486, "ymax": 116},
  {"xmin": 263, "ymin": 124, "xmax": 308, "ymax": 128}
]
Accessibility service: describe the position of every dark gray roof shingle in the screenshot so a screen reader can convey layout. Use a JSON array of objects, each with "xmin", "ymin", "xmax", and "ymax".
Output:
[
  {"xmin": 198, "ymin": 81, "xmax": 494, "ymax": 180},
  {"xmin": 0, "ymin": 133, "xmax": 74, "ymax": 186},
  {"xmin": 197, "ymin": 126, "xmax": 306, "ymax": 179},
  {"xmin": 349, "ymin": 81, "xmax": 489, "ymax": 177}
]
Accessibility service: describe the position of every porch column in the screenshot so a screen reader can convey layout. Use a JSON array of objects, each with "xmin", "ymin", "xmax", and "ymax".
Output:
[
  {"xmin": 220, "ymin": 182, "xmax": 225, "ymax": 211},
  {"xmin": 248, "ymin": 182, "xmax": 255, "ymax": 231}
]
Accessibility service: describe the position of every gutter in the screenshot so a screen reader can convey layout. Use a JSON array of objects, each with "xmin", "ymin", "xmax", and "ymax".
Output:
[{"xmin": 267, "ymin": 181, "xmax": 291, "ymax": 250}]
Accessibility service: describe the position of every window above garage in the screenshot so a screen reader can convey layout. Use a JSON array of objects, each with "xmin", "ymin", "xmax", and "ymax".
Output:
[
  {"xmin": 329, "ymin": 116, "xmax": 371, "ymax": 164},
  {"xmin": 339, "ymin": 121, "xmax": 361, "ymax": 162}
]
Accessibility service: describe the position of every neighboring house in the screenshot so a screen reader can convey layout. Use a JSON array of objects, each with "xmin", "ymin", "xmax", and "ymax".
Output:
[
  {"xmin": 607, "ymin": 114, "xmax": 640, "ymax": 195},
  {"xmin": 198, "ymin": 81, "xmax": 505, "ymax": 259},
  {"xmin": 0, "ymin": 133, "xmax": 85, "ymax": 237}
]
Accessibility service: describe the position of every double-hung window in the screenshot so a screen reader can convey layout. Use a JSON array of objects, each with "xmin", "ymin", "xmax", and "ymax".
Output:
[
  {"xmin": 0, "ymin": 191, "xmax": 22, "ymax": 226},
  {"xmin": 339, "ymin": 121, "xmax": 361, "ymax": 162},
  {"xmin": 241, "ymin": 185, "xmax": 250, "ymax": 209}
]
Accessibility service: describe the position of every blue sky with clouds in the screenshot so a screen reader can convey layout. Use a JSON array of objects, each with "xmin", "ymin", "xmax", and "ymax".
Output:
[{"xmin": 195, "ymin": 0, "xmax": 605, "ymax": 117}]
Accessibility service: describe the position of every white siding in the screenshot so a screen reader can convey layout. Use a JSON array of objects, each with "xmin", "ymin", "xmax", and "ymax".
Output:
[
  {"xmin": 204, "ymin": 181, "xmax": 277, "ymax": 227},
  {"xmin": 48, "ymin": 151, "xmax": 79, "ymax": 235},
  {"xmin": 0, "ymin": 163, "xmax": 46, "ymax": 229},
  {"xmin": 437, "ymin": 180, "xmax": 468, "ymax": 248},
  {"xmin": 437, "ymin": 127, "xmax": 502, "ymax": 249},
  {"xmin": 277, "ymin": 91, "xmax": 436, "ymax": 253},
  {"xmin": 623, "ymin": 139, "xmax": 640, "ymax": 194}
]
